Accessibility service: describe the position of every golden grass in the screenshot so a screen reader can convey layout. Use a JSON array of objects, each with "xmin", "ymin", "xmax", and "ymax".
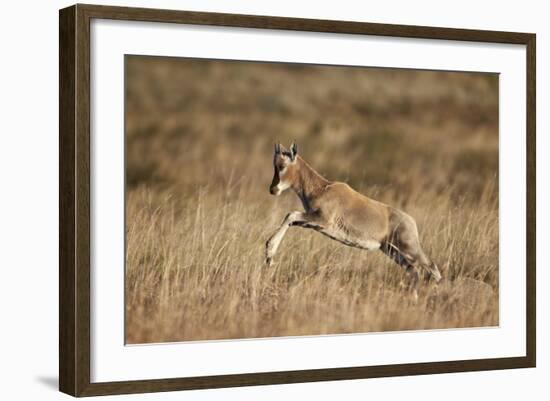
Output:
[{"xmin": 124, "ymin": 56, "xmax": 499, "ymax": 343}]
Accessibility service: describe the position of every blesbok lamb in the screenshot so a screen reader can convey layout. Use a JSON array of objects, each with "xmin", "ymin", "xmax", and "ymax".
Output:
[{"xmin": 265, "ymin": 142, "xmax": 442, "ymax": 299}]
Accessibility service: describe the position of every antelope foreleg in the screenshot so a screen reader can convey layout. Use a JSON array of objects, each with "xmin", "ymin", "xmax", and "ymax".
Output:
[{"xmin": 265, "ymin": 211, "xmax": 321, "ymax": 266}]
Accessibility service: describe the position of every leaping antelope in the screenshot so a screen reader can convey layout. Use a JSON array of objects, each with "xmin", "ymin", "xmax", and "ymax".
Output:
[{"xmin": 265, "ymin": 142, "xmax": 442, "ymax": 299}]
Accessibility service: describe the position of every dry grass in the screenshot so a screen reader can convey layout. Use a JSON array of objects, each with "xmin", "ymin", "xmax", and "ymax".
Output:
[{"xmin": 125, "ymin": 56, "xmax": 499, "ymax": 344}]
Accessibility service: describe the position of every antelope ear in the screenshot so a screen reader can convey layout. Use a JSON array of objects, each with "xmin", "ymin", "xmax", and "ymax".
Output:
[
  {"xmin": 290, "ymin": 142, "xmax": 298, "ymax": 161},
  {"xmin": 274, "ymin": 143, "xmax": 281, "ymax": 154}
]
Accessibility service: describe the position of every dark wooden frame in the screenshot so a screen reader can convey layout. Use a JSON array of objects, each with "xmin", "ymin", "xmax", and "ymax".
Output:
[{"xmin": 59, "ymin": 3, "xmax": 536, "ymax": 397}]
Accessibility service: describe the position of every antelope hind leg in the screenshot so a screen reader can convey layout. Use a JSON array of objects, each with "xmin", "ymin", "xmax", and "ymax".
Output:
[{"xmin": 381, "ymin": 242, "xmax": 420, "ymax": 302}]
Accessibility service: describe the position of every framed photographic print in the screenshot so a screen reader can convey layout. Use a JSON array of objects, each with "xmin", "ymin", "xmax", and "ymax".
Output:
[{"xmin": 59, "ymin": 4, "xmax": 536, "ymax": 397}]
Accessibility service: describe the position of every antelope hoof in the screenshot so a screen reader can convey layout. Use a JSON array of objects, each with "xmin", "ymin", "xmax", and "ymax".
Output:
[{"xmin": 265, "ymin": 240, "xmax": 276, "ymax": 266}]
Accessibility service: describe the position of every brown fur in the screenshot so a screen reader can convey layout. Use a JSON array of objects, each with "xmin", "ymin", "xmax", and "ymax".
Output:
[{"xmin": 266, "ymin": 144, "xmax": 442, "ymax": 299}]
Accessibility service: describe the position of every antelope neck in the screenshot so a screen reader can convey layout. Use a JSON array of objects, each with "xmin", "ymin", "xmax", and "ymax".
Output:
[{"xmin": 291, "ymin": 157, "xmax": 331, "ymax": 212}]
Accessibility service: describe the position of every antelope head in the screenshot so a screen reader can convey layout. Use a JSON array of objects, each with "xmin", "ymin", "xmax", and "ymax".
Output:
[{"xmin": 270, "ymin": 142, "xmax": 298, "ymax": 196}]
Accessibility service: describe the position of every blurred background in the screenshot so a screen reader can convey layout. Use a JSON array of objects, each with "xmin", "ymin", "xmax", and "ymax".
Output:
[
  {"xmin": 126, "ymin": 56, "xmax": 498, "ymax": 203},
  {"xmin": 125, "ymin": 56, "xmax": 499, "ymax": 343}
]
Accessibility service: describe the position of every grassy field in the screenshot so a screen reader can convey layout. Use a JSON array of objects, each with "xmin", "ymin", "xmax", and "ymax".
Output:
[{"xmin": 125, "ymin": 56, "xmax": 499, "ymax": 344}]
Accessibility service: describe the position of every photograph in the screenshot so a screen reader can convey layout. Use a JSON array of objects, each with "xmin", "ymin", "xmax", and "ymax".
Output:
[{"xmin": 124, "ymin": 55, "xmax": 499, "ymax": 344}]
